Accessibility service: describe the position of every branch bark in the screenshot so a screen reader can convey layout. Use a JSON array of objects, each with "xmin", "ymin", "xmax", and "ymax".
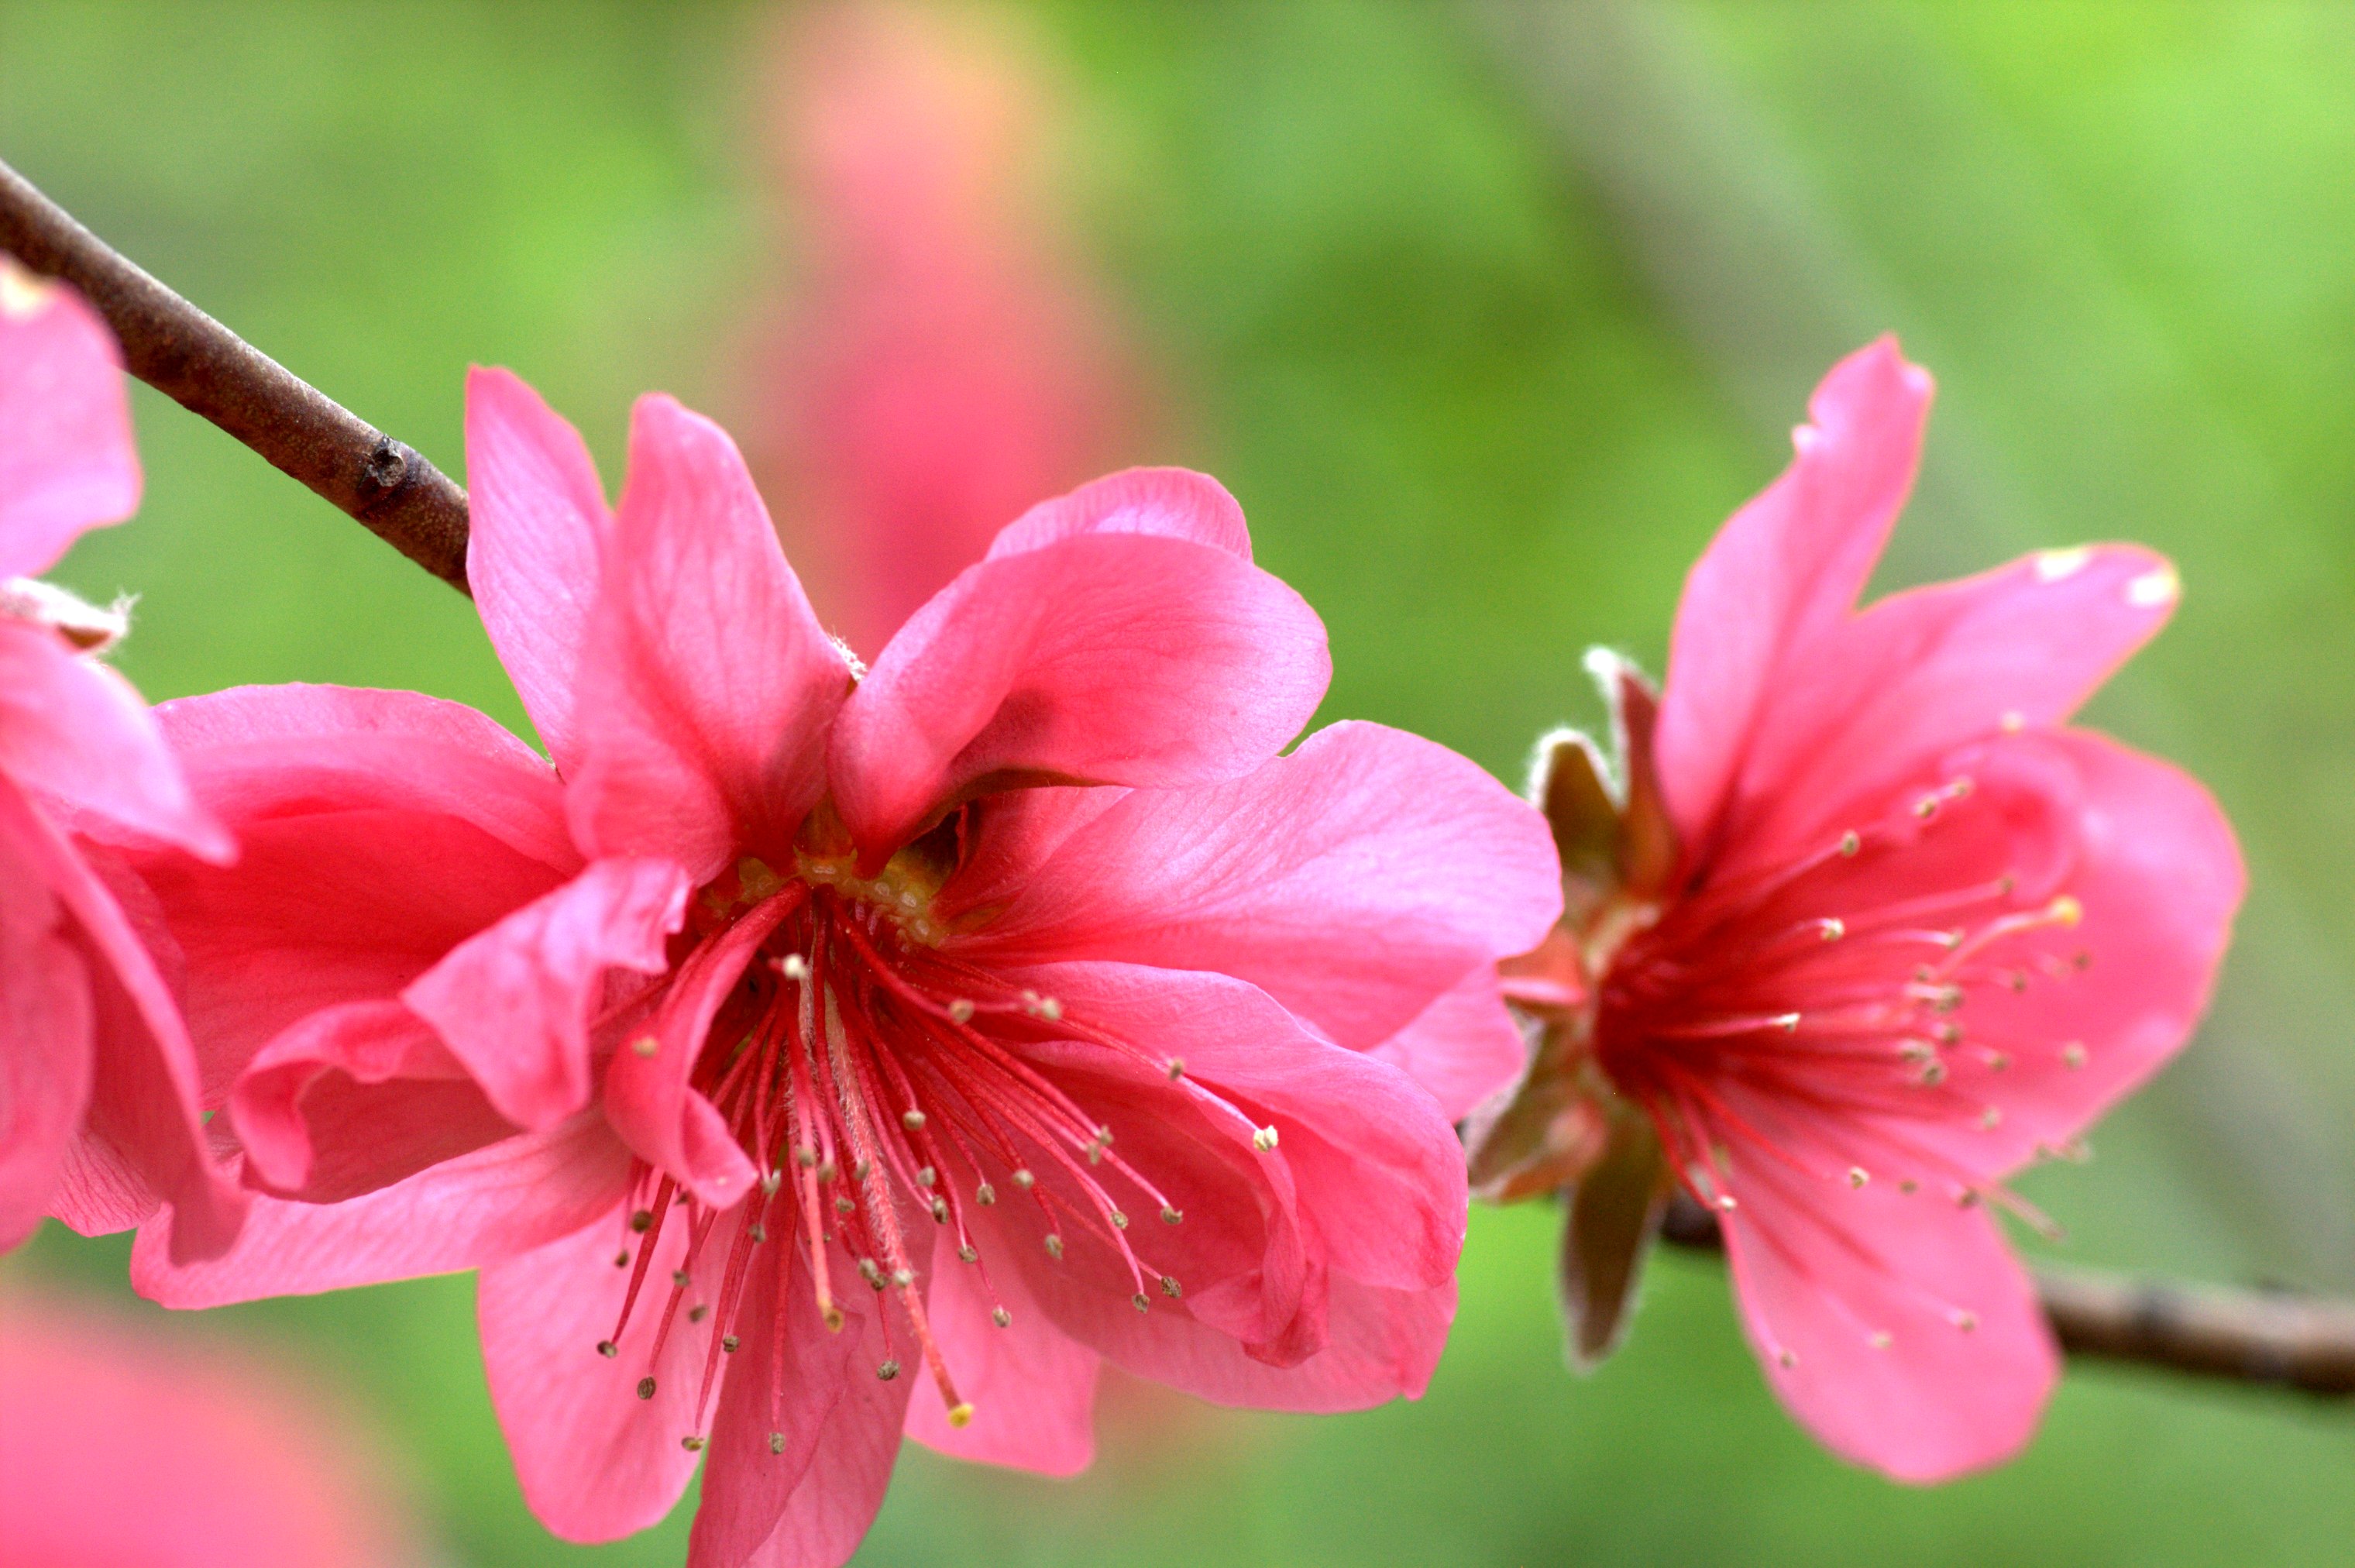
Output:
[
  {"xmin": 0, "ymin": 158, "xmax": 471, "ymax": 592},
  {"xmin": 1660, "ymin": 1195, "xmax": 2355, "ymax": 1396}
]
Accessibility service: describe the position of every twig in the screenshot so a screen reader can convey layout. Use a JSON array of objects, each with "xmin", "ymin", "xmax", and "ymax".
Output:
[
  {"xmin": 1659, "ymin": 1195, "xmax": 2355, "ymax": 1396},
  {"xmin": 0, "ymin": 158, "xmax": 471, "ymax": 593}
]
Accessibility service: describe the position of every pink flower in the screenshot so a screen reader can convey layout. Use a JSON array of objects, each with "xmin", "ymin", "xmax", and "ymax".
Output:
[
  {"xmin": 0, "ymin": 1287, "xmax": 414, "ymax": 1567},
  {"xmin": 752, "ymin": 0, "xmax": 1150, "ymax": 656},
  {"xmin": 0, "ymin": 261, "xmax": 237, "ymax": 1260},
  {"xmin": 1470, "ymin": 340, "xmax": 2243, "ymax": 1481},
  {"xmin": 130, "ymin": 370, "xmax": 1561, "ymax": 1566}
]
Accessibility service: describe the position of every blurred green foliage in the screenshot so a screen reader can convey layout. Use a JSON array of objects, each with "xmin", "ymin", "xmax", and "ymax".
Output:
[{"xmin": 6, "ymin": 1, "xmax": 2355, "ymax": 1563}]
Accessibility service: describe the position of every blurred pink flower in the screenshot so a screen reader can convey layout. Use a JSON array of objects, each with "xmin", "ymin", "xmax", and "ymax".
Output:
[
  {"xmin": 0, "ymin": 260, "xmax": 238, "ymax": 1261},
  {"xmin": 130, "ymin": 371, "xmax": 1559, "ymax": 1567},
  {"xmin": 751, "ymin": 0, "xmax": 1150, "ymax": 658},
  {"xmin": 0, "ymin": 1288, "xmax": 412, "ymax": 1567},
  {"xmin": 1471, "ymin": 339, "xmax": 2243, "ymax": 1480}
]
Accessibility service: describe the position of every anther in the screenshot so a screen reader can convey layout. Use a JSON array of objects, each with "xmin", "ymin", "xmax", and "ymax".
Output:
[
  {"xmin": 1776, "ymin": 1348, "xmax": 1798, "ymax": 1370},
  {"xmin": 722, "ymin": 1335, "xmax": 740, "ymax": 1353},
  {"xmin": 976, "ymin": 1183, "xmax": 997, "ymax": 1205},
  {"xmin": 1043, "ymin": 1234, "xmax": 1064, "ymax": 1260},
  {"xmin": 1869, "ymin": 1331, "xmax": 1893, "ymax": 1350},
  {"xmin": 1917, "ymin": 1061, "xmax": 1948, "ymax": 1087},
  {"xmin": 750, "ymin": 1223, "xmax": 768, "ymax": 1243},
  {"xmin": 1819, "ymin": 918, "xmax": 1845, "ymax": 942},
  {"xmin": 1956, "ymin": 1187, "xmax": 1982, "ymax": 1209},
  {"xmin": 1162, "ymin": 1205, "xmax": 1184, "ymax": 1226},
  {"xmin": 859, "ymin": 1259, "xmax": 884, "ymax": 1287},
  {"xmin": 1253, "ymin": 1126, "xmax": 1281, "ymax": 1152},
  {"xmin": 1979, "ymin": 1107, "xmax": 2003, "ymax": 1131},
  {"xmin": 957, "ymin": 1245, "xmax": 978, "ymax": 1264},
  {"xmin": 2050, "ymin": 894, "xmax": 2083, "ymax": 927},
  {"xmin": 2062, "ymin": 1043, "xmax": 2088, "ymax": 1069},
  {"xmin": 596, "ymin": 1339, "xmax": 618, "ymax": 1359},
  {"xmin": 682, "ymin": 1435, "xmax": 706, "ymax": 1453},
  {"xmin": 1839, "ymin": 830, "xmax": 1862, "ymax": 857},
  {"xmin": 631, "ymin": 1036, "xmax": 658, "ymax": 1057},
  {"xmin": 1848, "ymin": 1167, "xmax": 1869, "ymax": 1189},
  {"xmin": 1167, "ymin": 1057, "xmax": 1186, "ymax": 1081},
  {"xmin": 835, "ymin": 1196, "xmax": 856, "ymax": 1216},
  {"xmin": 947, "ymin": 999, "xmax": 975, "ymax": 1023},
  {"xmin": 672, "ymin": 1270, "xmax": 693, "ymax": 1289},
  {"xmin": 760, "ymin": 1171, "xmax": 783, "ymax": 1195},
  {"xmin": 877, "ymin": 1360, "xmax": 901, "ymax": 1381},
  {"xmin": 817, "ymin": 1160, "xmax": 838, "ymax": 1183},
  {"xmin": 947, "ymin": 1403, "xmax": 975, "ymax": 1429},
  {"xmin": 1913, "ymin": 796, "xmax": 1939, "ymax": 820},
  {"xmin": 688, "ymin": 1304, "xmax": 710, "ymax": 1324},
  {"xmin": 1133, "ymin": 1293, "xmax": 1151, "ymax": 1313},
  {"xmin": 1715, "ymin": 1194, "xmax": 1738, "ymax": 1212},
  {"xmin": 890, "ymin": 1267, "xmax": 915, "ymax": 1288},
  {"xmin": 614, "ymin": 1251, "xmax": 631, "ymax": 1268},
  {"xmin": 795, "ymin": 1147, "xmax": 818, "ymax": 1169},
  {"xmin": 930, "ymin": 1198, "xmax": 950, "ymax": 1223},
  {"xmin": 637, "ymin": 1377, "xmax": 658, "ymax": 1401},
  {"xmin": 1951, "ymin": 1310, "xmax": 1979, "ymax": 1332},
  {"xmin": 902, "ymin": 1109, "xmax": 927, "ymax": 1131},
  {"xmin": 992, "ymin": 1307, "xmax": 1012, "ymax": 1328},
  {"xmin": 916, "ymin": 1166, "xmax": 937, "ymax": 1187},
  {"xmin": 1161, "ymin": 1275, "xmax": 1183, "ymax": 1298},
  {"xmin": 768, "ymin": 1432, "xmax": 787, "ymax": 1455},
  {"xmin": 1109, "ymin": 1210, "xmax": 1129, "ymax": 1230},
  {"xmin": 1012, "ymin": 1169, "xmax": 1036, "ymax": 1190},
  {"xmin": 780, "ymin": 954, "xmax": 810, "ymax": 981},
  {"xmin": 630, "ymin": 1209, "xmax": 654, "ymax": 1233},
  {"xmin": 1899, "ymin": 1179, "xmax": 1919, "ymax": 1195}
]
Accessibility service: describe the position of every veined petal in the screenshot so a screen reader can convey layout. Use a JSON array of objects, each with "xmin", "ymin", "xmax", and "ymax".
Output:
[
  {"xmin": 404, "ymin": 858, "xmax": 691, "ymax": 1130},
  {"xmin": 1654, "ymin": 339, "xmax": 1932, "ymax": 862},
  {"xmin": 569, "ymin": 394, "xmax": 849, "ymax": 881},
  {"xmin": 0, "ymin": 621, "xmax": 228, "ymax": 860},
  {"xmin": 1717, "ymin": 1149, "xmax": 2056, "ymax": 1483},
  {"xmin": 954, "ymin": 722, "xmax": 1559, "ymax": 1054},
  {"xmin": 0, "ymin": 269, "xmax": 139, "ymax": 579},
  {"xmin": 131, "ymin": 1113, "xmax": 630, "ymax": 1308},
  {"xmin": 466, "ymin": 367, "xmax": 613, "ymax": 772},
  {"xmin": 830, "ymin": 504, "xmax": 1329, "ymax": 863}
]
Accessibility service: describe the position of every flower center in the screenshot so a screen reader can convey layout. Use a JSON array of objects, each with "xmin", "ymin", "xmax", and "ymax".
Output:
[
  {"xmin": 595, "ymin": 806, "xmax": 1262, "ymax": 1456},
  {"xmin": 1594, "ymin": 774, "xmax": 2091, "ymax": 1229}
]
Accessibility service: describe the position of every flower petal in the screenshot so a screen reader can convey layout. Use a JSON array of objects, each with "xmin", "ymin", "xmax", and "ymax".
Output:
[
  {"xmin": 130, "ymin": 1113, "xmax": 627, "ymax": 1308},
  {"xmin": 227, "ymin": 999, "xmax": 512, "ymax": 1202},
  {"xmin": 602, "ymin": 894, "xmax": 799, "ymax": 1208},
  {"xmin": 0, "ymin": 793, "xmax": 91, "ymax": 1251},
  {"xmin": 1718, "ymin": 1149, "xmax": 2057, "ymax": 1483},
  {"xmin": 954, "ymin": 722, "xmax": 1559, "ymax": 1054},
  {"xmin": 1717, "ymin": 545, "xmax": 2184, "ymax": 875},
  {"xmin": 569, "ymin": 395, "xmax": 849, "ymax": 881},
  {"xmin": 465, "ymin": 366, "xmax": 612, "ymax": 772},
  {"xmin": 1367, "ymin": 964, "xmax": 1532, "ymax": 1123},
  {"xmin": 691, "ymin": 1247, "xmax": 902, "ymax": 1568},
  {"xmin": 0, "ymin": 621, "xmax": 228, "ymax": 859},
  {"xmin": 985, "ymin": 466, "xmax": 1252, "ymax": 562},
  {"xmin": 830, "ymin": 490, "xmax": 1329, "ymax": 861},
  {"xmin": 404, "ymin": 858, "xmax": 691, "ymax": 1130},
  {"xmin": 480, "ymin": 1205, "xmax": 724, "ymax": 1544},
  {"xmin": 0, "ymin": 270, "xmax": 139, "ymax": 579},
  {"xmin": 1654, "ymin": 338, "xmax": 1931, "ymax": 861},
  {"xmin": 902, "ymin": 1215, "xmax": 1100, "ymax": 1476}
]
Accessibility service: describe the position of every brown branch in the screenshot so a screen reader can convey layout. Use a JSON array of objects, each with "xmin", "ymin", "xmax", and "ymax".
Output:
[
  {"xmin": 0, "ymin": 158, "xmax": 471, "ymax": 593},
  {"xmin": 1659, "ymin": 1195, "xmax": 2355, "ymax": 1395}
]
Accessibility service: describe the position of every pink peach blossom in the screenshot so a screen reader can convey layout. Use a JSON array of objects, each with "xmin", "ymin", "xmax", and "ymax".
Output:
[
  {"xmin": 0, "ymin": 1287, "xmax": 414, "ymax": 1567},
  {"xmin": 753, "ymin": 0, "xmax": 1151, "ymax": 657},
  {"xmin": 130, "ymin": 369, "xmax": 1561, "ymax": 1566},
  {"xmin": 1472, "ymin": 339, "xmax": 2243, "ymax": 1480},
  {"xmin": 0, "ymin": 261, "xmax": 237, "ymax": 1260}
]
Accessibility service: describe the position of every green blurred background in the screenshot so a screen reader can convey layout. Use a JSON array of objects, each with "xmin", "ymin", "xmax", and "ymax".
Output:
[{"xmin": 7, "ymin": 2, "xmax": 2355, "ymax": 1562}]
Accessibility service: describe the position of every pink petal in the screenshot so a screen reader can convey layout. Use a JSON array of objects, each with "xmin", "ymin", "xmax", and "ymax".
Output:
[
  {"xmin": 0, "ymin": 793, "xmax": 92, "ymax": 1250},
  {"xmin": 1653, "ymin": 339, "xmax": 1932, "ymax": 861},
  {"xmin": 602, "ymin": 895, "xmax": 799, "ymax": 1208},
  {"xmin": 902, "ymin": 1217, "xmax": 1099, "ymax": 1476},
  {"xmin": 0, "ymin": 621, "xmax": 229, "ymax": 859},
  {"xmin": 1368, "ymin": 964, "xmax": 1530, "ymax": 1123},
  {"xmin": 985, "ymin": 466, "xmax": 1252, "ymax": 562},
  {"xmin": 1879, "ymin": 729, "xmax": 2243, "ymax": 1179},
  {"xmin": 1718, "ymin": 1149, "xmax": 2057, "ymax": 1482},
  {"xmin": 691, "ymin": 1248, "xmax": 902, "ymax": 1568},
  {"xmin": 954, "ymin": 721, "xmax": 1559, "ymax": 1054},
  {"xmin": 227, "ymin": 999, "xmax": 512, "ymax": 1202},
  {"xmin": 136, "ymin": 686, "xmax": 575, "ymax": 1100},
  {"xmin": 481, "ymin": 1205, "xmax": 728, "ymax": 1544},
  {"xmin": 404, "ymin": 858, "xmax": 690, "ymax": 1130},
  {"xmin": 0, "ymin": 272, "xmax": 139, "ymax": 579},
  {"xmin": 569, "ymin": 394, "xmax": 849, "ymax": 881},
  {"xmin": 830, "ymin": 498, "xmax": 1329, "ymax": 861},
  {"xmin": 2, "ymin": 779, "xmax": 241, "ymax": 1260},
  {"xmin": 465, "ymin": 366, "xmax": 613, "ymax": 772},
  {"xmin": 1717, "ymin": 544, "xmax": 2184, "ymax": 875},
  {"xmin": 132, "ymin": 1113, "xmax": 629, "ymax": 1308}
]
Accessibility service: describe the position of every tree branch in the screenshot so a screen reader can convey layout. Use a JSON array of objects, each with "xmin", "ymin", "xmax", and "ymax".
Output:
[
  {"xmin": 0, "ymin": 158, "xmax": 471, "ymax": 593},
  {"xmin": 1660, "ymin": 1195, "xmax": 2355, "ymax": 1395}
]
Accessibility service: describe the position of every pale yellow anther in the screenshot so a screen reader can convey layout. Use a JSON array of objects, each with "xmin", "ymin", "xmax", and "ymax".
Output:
[
  {"xmin": 947, "ymin": 1402, "xmax": 975, "ymax": 1429},
  {"xmin": 1252, "ymin": 1126, "xmax": 1281, "ymax": 1153},
  {"xmin": 631, "ymin": 1036, "xmax": 659, "ymax": 1057}
]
